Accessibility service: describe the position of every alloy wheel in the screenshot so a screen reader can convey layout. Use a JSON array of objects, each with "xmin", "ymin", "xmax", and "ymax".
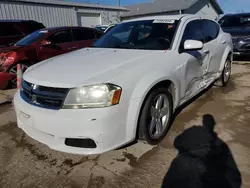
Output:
[
  {"xmin": 149, "ymin": 94, "xmax": 170, "ymax": 139},
  {"xmin": 223, "ymin": 60, "xmax": 231, "ymax": 83}
]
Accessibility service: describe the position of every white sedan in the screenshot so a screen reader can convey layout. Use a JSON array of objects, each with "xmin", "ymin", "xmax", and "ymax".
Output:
[{"xmin": 14, "ymin": 14, "xmax": 233, "ymax": 155}]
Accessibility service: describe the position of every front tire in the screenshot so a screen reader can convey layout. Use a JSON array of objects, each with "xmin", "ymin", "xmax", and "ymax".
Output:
[
  {"xmin": 138, "ymin": 87, "xmax": 173, "ymax": 145},
  {"xmin": 221, "ymin": 59, "xmax": 231, "ymax": 86},
  {"xmin": 215, "ymin": 58, "xmax": 232, "ymax": 87}
]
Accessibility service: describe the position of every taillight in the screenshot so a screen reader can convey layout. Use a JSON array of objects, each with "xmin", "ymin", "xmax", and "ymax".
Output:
[
  {"xmin": 5, "ymin": 51, "xmax": 16, "ymax": 64},
  {"xmin": 0, "ymin": 51, "xmax": 16, "ymax": 72}
]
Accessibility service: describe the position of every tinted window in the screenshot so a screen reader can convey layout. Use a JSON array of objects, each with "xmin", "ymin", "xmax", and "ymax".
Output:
[
  {"xmin": 203, "ymin": 20, "xmax": 219, "ymax": 43},
  {"xmin": 72, "ymin": 29, "xmax": 95, "ymax": 41},
  {"xmin": 93, "ymin": 20, "xmax": 178, "ymax": 50},
  {"xmin": 47, "ymin": 30, "xmax": 72, "ymax": 44},
  {"xmin": 0, "ymin": 23, "xmax": 22, "ymax": 36},
  {"xmin": 180, "ymin": 20, "xmax": 203, "ymax": 49},
  {"xmin": 219, "ymin": 15, "xmax": 250, "ymax": 27},
  {"xmin": 95, "ymin": 31, "xmax": 102, "ymax": 38},
  {"xmin": 84, "ymin": 30, "xmax": 95, "ymax": 39},
  {"xmin": 15, "ymin": 30, "xmax": 46, "ymax": 46}
]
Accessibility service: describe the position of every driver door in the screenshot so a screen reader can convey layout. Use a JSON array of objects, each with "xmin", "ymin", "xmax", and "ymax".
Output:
[{"xmin": 179, "ymin": 19, "xmax": 209, "ymax": 102}]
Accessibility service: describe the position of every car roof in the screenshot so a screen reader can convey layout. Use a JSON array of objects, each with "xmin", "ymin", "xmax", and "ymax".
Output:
[
  {"xmin": 122, "ymin": 14, "xmax": 200, "ymax": 23},
  {"xmin": 37, "ymin": 26, "xmax": 101, "ymax": 33}
]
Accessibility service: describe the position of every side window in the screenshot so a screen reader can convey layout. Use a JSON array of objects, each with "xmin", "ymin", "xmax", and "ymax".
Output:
[
  {"xmin": 95, "ymin": 31, "xmax": 103, "ymax": 39},
  {"xmin": 72, "ymin": 29, "xmax": 95, "ymax": 41},
  {"xmin": 180, "ymin": 20, "xmax": 203, "ymax": 49},
  {"xmin": 203, "ymin": 20, "xmax": 219, "ymax": 43},
  {"xmin": 47, "ymin": 30, "xmax": 72, "ymax": 44},
  {"xmin": 84, "ymin": 30, "xmax": 95, "ymax": 40}
]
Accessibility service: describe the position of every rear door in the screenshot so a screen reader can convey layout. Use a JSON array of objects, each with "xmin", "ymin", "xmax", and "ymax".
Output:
[
  {"xmin": 37, "ymin": 29, "xmax": 75, "ymax": 61},
  {"xmin": 0, "ymin": 22, "xmax": 24, "ymax": 46},
  {"xmin": 72, "ymin": 28, "xmax": 98, "ymax": 49},
  {"xmin": 202, "ymin": 19, "xmax": 223, "ymax": 77}
]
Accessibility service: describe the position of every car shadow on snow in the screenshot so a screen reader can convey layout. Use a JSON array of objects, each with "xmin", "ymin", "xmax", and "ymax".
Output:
[{"xmin": 161, "ymin": 114, "xmax": 242, "ymax": 188}]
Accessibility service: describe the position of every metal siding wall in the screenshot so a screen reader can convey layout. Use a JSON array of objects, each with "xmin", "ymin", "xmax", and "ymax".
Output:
[
  {"xmin": 0, "ymin": 2, "xmax": 77, "ymax": 27},
  {"xmin": 77, "ymin": 8, "xmax": 121, "ymax": 25}
]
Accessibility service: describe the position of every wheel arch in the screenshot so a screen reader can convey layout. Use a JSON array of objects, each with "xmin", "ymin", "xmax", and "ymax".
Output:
[
  {"xmin": 219, "ymin": 47, "xmax": 233, "ymax": 72},
  {"xmin": 125, "ymin": 76, "xmax": 180, "ymax": 142}
]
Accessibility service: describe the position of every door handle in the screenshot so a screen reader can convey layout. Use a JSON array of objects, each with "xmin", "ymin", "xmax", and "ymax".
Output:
[
  {"xmin": 68, "ymin": 46, "xmax": 77, "ymax": 50},
  {"xmin": 203, "ymin": 49, "xmax": 209, "ymax": 54},
  {"xmin": 222, "ymin": 40, "xmax": 226, "ymax": 44}
]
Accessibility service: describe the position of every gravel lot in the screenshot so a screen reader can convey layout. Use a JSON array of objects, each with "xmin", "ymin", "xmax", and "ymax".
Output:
[{"xmin": 0, "ymin": 64, "xmax": 250, "ymax": 188}]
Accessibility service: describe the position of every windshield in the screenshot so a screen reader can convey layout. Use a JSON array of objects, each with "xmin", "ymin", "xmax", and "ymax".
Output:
[
  {"xmin": 219, "ymin": 15, "xmax": 250, "ymax": 27},
  {"xmin": 93, "ymin": 19, "xmax": 178, "ymax": 50},
  {"xmin": 15, "ymin": 30, "xmax": 47, "ymax": 46}
]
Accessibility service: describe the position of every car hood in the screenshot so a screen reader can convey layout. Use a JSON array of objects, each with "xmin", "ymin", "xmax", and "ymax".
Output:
[
  {"xmin": 24, "ymin": 48, "xmax": 163, "ymax": 88},
  {"xmin": 222, "ymin": 26, "xmax": 250, "ymax": 36},
  {"xmin": 0, "ymin": 45, "xmax": 24, "ymax": 53}
]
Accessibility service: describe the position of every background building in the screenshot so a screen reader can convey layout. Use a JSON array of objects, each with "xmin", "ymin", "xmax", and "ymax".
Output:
[
  {"xmin": 0, "ymin": 0, "xmax": 127, "ymax": 27},
  {"xmin": 122, "ymin": 0, "xmax": 223, "ymax": 20}
]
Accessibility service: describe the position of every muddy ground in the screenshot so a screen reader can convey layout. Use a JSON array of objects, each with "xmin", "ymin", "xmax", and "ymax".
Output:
[{"xmin": 0, "ymin": 64, "xmax": 250, "ymax": 188}]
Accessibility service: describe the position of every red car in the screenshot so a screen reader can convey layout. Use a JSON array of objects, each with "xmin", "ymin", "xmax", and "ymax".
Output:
[{"xmin": 0, "ymin": 26, "xmax": 103, "ymax": 89}]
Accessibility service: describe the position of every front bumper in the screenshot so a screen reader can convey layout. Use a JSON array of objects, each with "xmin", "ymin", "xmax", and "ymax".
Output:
[{"xmin": 14, "ymin": 91, "xmax": 132, "ymax": 155}]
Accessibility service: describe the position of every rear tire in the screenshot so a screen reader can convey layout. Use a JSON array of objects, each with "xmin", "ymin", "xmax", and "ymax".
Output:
[
  {"xmin": 138, "ymin": 87, "xmax": 173, "ymax": 145},
  {"xmin": 220, "ymin": 58, "xmax": 231, "ymax": 87},
  {"xmin": 215, "ymin": 58, "xmax": 231, "ymax": 87}
]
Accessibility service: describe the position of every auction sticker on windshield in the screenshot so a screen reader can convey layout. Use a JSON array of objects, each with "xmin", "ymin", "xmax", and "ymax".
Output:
[{"xmin": 153, "ymin": 19, "xmax": 175, "ymax": 23}]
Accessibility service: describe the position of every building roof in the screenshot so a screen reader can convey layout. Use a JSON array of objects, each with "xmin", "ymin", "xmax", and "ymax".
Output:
[
  {"xmin": 8, "ymin": 0, "xmax": 127, "ymax": 11},
  {"xmin": 122, "ymin": 0, "xmax": 223, "ymax": 18}
]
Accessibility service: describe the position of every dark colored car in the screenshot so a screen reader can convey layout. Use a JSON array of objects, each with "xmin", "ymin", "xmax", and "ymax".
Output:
[
  {"xmin": 219, "ymin": 13, "xmax": 250, "ymax": 57},
  {"xmin": 94, "ymin": 25, "xmax": 109, "ymax": 32},
  {"xmin": 104, "ymin": 24, "xmax": 117, "ymax": 33},
  {"xmin": 0, "ymin": 26, "xmax": 103, "ymax": 89},
  {"xmin": 0, "ymin": 20, "xmax": 45, "ymax": 47}
]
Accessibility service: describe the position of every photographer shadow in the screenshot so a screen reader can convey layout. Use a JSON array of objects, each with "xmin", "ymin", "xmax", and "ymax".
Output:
[{"xmin": 162, "ymin": 114, "xmax": 242, "ymax": 188}]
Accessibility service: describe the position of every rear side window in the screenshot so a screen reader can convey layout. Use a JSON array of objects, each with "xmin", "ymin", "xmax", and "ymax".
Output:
[
  {"xmin": 180, "ymin": 20, "xmax": 203, "ymax": 49},
  {"xmin": 72, "ymin": 29, "xmax": 96, "ymax": 41},
  {"xmin": 203, "ymin": 20, "xmax": 219, "ymax": 43},
  {"xmin": 0, "ymin": 23, "xmax": 23, "ymax": 36},
  {"xmin": 47, "ymin": 30, "xmax": 72, "ymax": 44}
]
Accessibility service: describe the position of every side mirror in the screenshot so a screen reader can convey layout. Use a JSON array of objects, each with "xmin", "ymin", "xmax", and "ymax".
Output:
[
  {"xmin": 184, "ymin": 40, "xmax": 203, "ymax": 51},
  {"xmin": 41, "ymin": 40, "xmax": 51, "ymax": 46}
]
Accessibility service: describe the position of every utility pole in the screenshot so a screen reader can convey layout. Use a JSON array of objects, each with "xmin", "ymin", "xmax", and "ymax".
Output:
[{"xmin": 117, "ymin": 0, "xmax": 121, "ymax": 21}]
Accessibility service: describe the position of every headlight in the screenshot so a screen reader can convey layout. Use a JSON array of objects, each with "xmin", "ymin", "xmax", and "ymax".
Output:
[{"xmin": 63, "ymin": 83, "xmax": 122, "ymax": 109}]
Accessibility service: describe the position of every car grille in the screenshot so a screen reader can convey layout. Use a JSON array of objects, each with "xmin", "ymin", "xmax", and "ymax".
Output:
[{"xmin": 20, "ymin": 80, "xmax": 69, "ymax": 110}]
